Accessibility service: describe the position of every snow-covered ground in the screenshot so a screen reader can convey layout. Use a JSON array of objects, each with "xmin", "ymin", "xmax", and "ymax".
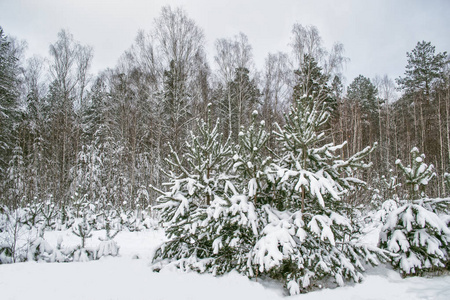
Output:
[{"xmin": 1, "ymin": 228, "xmax": 449, "ymax": 300}]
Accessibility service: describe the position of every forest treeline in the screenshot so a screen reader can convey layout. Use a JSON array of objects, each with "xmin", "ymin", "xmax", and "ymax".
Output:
[{"xmin": 1, "ymin": 6, "xmax": 449, "ymax": 209}]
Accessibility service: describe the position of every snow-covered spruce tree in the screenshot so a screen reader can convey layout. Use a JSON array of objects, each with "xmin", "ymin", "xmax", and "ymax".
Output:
[
  {"xmin": 253, "ymin": 87, "xmax": 385, "ymax": 294},
  {"xmin": 369, "ymin": 169, "xmax": 401, "ymax": 206},
  {"xmin": 23, "ymin": 202, "xmax": 43, "ymax": 228},
  {"xmin": 152, "ymin": 112, "xmax": 271, "ymax": 275},
  {"xmin": 153, "ymin": 76, "xmax": 387, "ymax": 294},
  {"xmin": 41, "ymin": 198, "xmax": 58, "ymax": 230},
  {"xmin": 71, "ymin": 198, "xmax": 96, "ymax": 262},
  {"xmin": 152, "ymin": 114, "xmax": 235, "ymax": 270},
  {"xmin": 379, "ymin": 171, "xmax": 401, "ymax": 203},
  {"xmin": 194, "ymin": 113, "xmax": 271, "ymax": 275},
  {"xmin": 380, "ymin": 147, "xmax": 450, "ymax": 276},
  {"xmin": 395, "ymin": 147, "xmax": 435, "ymax": 200},
  {"xmin": 232, "ymin": 110, "xmax": 272, "ymax": 205},
  {"xmin": 96, "ymin": 203, "xmax": 120, "ymax": 259},
  {"xmin": 190, "ymin": 181, "xmax": 260, "ymax": 275}
]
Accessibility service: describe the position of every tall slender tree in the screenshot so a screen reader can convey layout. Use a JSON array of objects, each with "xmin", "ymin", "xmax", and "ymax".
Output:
[
  {"xmin": 0, "ymin": 27, "xmax": 24, "ymax": 206},
  {"xmin": 346, "ymin": 75, "xmax": 379, "ymax": 156},
  {"xmin": 396, "ymin": 41, "xmax": 447, "ymax": 154}
]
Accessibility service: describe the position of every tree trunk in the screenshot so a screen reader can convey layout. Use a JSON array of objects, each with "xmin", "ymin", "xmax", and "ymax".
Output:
[{"xmin": 438, "ymin": 94, "xmax": 445, "ymax": 195}]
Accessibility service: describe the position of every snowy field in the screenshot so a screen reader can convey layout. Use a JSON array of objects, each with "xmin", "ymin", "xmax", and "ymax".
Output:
[{"xmin": 1, "ymin": 228, "xmax": 449, "ymax": 300}]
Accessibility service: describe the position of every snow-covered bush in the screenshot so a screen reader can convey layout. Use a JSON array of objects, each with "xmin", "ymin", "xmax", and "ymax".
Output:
[
  {"xmin": 71, "ymin": 201, "xmax": 96, "ymax": 261},
  {"xmin": 0, "ymin": 207, "xmax": 33, "ymax": 263},
  {"xmin": 370, "ymin": 171, "xmax": 401, "ymax": 208},
  {"xmin": 1, "ymin": 201, "xmax": 155, "ymax": 264},
  {"xmin": 1, "ymin": 206, "xmax": 72, "ymax": 263},
  {"xmin": 23, "ymin": 202, "xmax": 43, "ymax": 227},
  {"xmin": 96, "ymin": 239, "xmax": 119, "ymax": 258},
  {"xmin": 395, "ymin": 147, "xmax": 435, "ymax": 200},
  {"xmin": 73, "ymin": 247, "xmax": 95, "ymax": 262},
  {"xmin": 117, "ymin": 206, "xmax": 151, "ymax": 232},
  {"xmin": 48, "ymin": 236, "xmax": 72, "ymax": 263},
  {"xmin": 380, "ymin": 148, "xmax": 449, "ymax": 275},
  {"xmin": 72, "ymin": 215, "xmax": 92, "ymax": 247},
  {"xmin": 55, "ymin": 204, "xmax": 74, "ymax": 231},
  {"xmin": 27, "ymin": 231, "xmax": 54, "ymax": 262},
  {"xmin": 96, "ymin": 206, "xmax": 120, "ymax": 259},
  {"xmin": 380, "ymin": 203, "xmax": 450, "ymax": 275},
  {"xmin": 41, "ymin": 198, "xmax": 58, "ymax": 230}
]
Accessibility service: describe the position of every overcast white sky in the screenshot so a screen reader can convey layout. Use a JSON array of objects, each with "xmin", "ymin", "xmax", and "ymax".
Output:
[{"xmin": 1, "ymin": 0, "xmax": 449, "ymax": 85}]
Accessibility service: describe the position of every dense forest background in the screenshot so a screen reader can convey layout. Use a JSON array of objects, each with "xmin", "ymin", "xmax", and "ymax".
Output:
[{"xmin": 1, "ymin": 6, "xmax": 449, "ymax": 210}]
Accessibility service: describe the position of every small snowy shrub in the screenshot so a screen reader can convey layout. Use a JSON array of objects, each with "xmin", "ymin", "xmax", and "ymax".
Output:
[
  {"xmin": 395, "ymin": 148, "xmax": 435, "ymax": 200},
  {"xmin": 96, "ymin": 240, "xmax": 119, "ymax": 258},
  {"xmin": 380, "ymin": 203, "xmax": 450, "ymax": 275},
  {"xmin": 380, "ymin": 148, "xmax": 449, "ymax": 275},
  {"xmin": 71, "ymin": 204, "xmax": 96, "ymax": 261},
  {"xmin": 28, "ymin": 235, "xmax": 54, "ymax": 262},
  {"xmin": 370, "ymin": 171, "xmax": 401, "ymax": 208},
  {"xmin": 117, "ymin": 206, "xmax": 150, "ymax": 232},
  {"xmin": 41, "ymin": 198, "xmax": 58, "ymax": 230},
  {"xmin": 23, "ymin": 202, "xmax": 43, "ymax": 227},
  {"xmin": 72, "ymin": 216, "xmax": 93, "ymax": 249},
  {"xmin": 73, "ymin": 247, "xmax": 95, "ymax": 262},
  {"xmin": 49, "ymin": 236, "xmax": 72, "ymax": 262},
  {"xmin": 0, "ymin": 208, "xmax": 32, "ymax": 263},
  {"xmin": 96, "ymin": 209, "xmax": 120, "ymax": 259},
  {"xmin": 55, "ymin": 204, "xmax": 74, "ymax": 231}
]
